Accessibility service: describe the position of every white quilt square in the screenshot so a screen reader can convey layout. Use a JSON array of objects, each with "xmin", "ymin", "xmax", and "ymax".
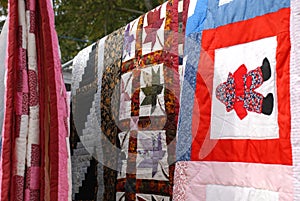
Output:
[
  {"xmin": 139, "ymin": 64, "xmax": 165, "ymax": 117},
  {"xmin": 116, "ymin": 192, "xmax": 125, "ymax": 201},
  {"xmin": 142, "ymin": 3, "xmax": 167, "ymax": 55},
  {"xmin": 122, "ymin": 19, "xmax": 139, "ymax": 62},
  {"xmin": 136, "ymin": 131, "xmax": 169, "ymax": 181},
  {"xmin": 119, "ymin": 72, "xmax": 133, "ymax": 121},
  {"xmin": 117, "ymin": 132, "xmax": 130, "ymax": 179},
  {"xmin": 211, "ymin": 36, "xmax": 279, "ymax": 139},
  {"xmin": 206, "ymin": 185, "xmax": 279, "ymax": 201},
  {"xmin": 136, "ymin": 194, "xmax": 170, "ymax": 201}
]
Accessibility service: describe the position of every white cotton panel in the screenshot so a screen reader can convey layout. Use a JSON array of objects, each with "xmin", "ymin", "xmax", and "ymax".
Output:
[
  {"xmin": 71, "ymin": 45, "xmax": 93, "ymax": 96},
  {"xmin": 27, "ymin": 32, "xmax": 37, "ymax": 71},
  {"xmin": 27, "ymin": 105, "xmax": 40, "ymax": 145},
  {"xmin": 218, "ymin": 0, "xmax": 234, "ymax": 7},
  {"xmin": 211, "ymin": 36, "xmax": 278, "ymax": 139},
  {"xmin": 188, "ymin": 0, "xmax": 197, "ymax": 17},
  {"xmin": 142, "ymin": 2, "xmax": 167, "ymax": 56},
  {"xmin": 178, "ymin": 0, "xmax": 184, "ymax": 13},
  {"xmin": 18, "ymin": 0, "xmax": 27, "ymax": 48},
  {"xmin": 16, "ymin": 115, "xmax": 29, "ymax": 176},
  {"xmin": 206, "ymin": 185, "xmax": 279, "ymax": 201},
  {"xmin": 122, "ymin": 19, "xmax": 139, "ymax": 62}
]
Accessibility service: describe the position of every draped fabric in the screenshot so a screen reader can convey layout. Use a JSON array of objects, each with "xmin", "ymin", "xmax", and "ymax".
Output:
[
  {"xmin": 70, "ymin": 0, "xmax": 189, "ymax": 200},
  {"xmin": 70, "ymin": 0, "xmax": 300, "ymax": 200},
  {"xmin": 0, "ymin": 0, "xmax": 70, "ymax": 200},
  {"xmin": 174, "ymin": 0, "xmax": 300, "ymax": 200},
  {"xmin": 1, "ymin": 0, "xmax": 299, "ymax": 200},
  {"xmin": 0, "ymin": 20, "xmax": 7, "ymax": 139}
]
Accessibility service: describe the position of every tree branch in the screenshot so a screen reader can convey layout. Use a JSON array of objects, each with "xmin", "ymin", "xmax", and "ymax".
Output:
[{"xmin": 115, "ymin": 7, "xmax": 144, "ymax": 15}]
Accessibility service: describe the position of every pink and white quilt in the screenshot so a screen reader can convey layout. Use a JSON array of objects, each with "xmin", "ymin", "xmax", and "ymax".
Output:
[{"xmin": 0, "ymin": 0, "xmax": 70, "ymax": 200}]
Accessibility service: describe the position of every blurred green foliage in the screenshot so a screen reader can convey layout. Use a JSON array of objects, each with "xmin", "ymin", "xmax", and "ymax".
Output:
[
  {"xmin": 54, "ymin": 0, "xmax": 164, "ymax": 63},
  {"xmin": 0, "ymin": 1, "xmax": 7, "ymax": 32}
]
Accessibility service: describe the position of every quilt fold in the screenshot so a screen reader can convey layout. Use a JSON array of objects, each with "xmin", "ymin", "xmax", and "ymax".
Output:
[{"xmin": 0, "ymin": 0, "xmax": 70, "ymax": 200}]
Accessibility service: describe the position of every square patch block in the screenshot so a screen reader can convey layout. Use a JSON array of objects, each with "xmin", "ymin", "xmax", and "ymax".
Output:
[
  {"xmin": 211, "ymin": 36, "xmax": 278, "ymax": 139},
  {"xmin": 136, "ymin": 130, "xmax": 169, "ymax": 181},
  {"xmin": 191, "ymin": 9, "xmax": 292, "ymax": 165}
]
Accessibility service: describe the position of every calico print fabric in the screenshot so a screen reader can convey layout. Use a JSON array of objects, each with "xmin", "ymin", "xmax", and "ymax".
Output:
[
  {"xmin": 70, "ymin": 0, "xmax": 189, "ymax": 200},
  {"xmin": 71, "ymin": 27, "xmax": 126, "ymax": 200}
]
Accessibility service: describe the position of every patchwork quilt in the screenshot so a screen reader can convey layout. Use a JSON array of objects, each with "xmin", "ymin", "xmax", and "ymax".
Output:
[
  {"xmin": 0, "ymin": 0, "xmax": 70, "ymax": 200},
  {"xmin": 69, "ymin": 0, "xmax": 300, "ymax": 200}
]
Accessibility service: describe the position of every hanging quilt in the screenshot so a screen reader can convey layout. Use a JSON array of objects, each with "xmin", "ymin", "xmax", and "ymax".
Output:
[
  {"xmin": 70, "ymin": 0, "xmax": 300, "ymax": 200},
  {"xmin": 71, "ymin": 0, "xmax": 189, "ymax": 200},
  {"xmin": 0, "ymin": 0, "xmax": 70, "ymax": 200},
  {"xmin": 174, "ymin": 0, "xmax": 300, "ymax": 200}
]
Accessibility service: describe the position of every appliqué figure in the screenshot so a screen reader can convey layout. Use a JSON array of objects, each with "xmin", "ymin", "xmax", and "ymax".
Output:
[{"xmin": 216, "ymin": 58, "xmax": 274, "ymax": 120}]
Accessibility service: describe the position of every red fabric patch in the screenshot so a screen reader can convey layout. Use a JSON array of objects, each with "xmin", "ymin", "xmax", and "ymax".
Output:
[
  {"xmin": 28, "ymin": 70, "xmax": 38, "ymax": 106},
  {"xmin": 25, "ymin": 0, "xmax": 30, "ymax": 11},
  {"xmin": 22, "ymin": 92, "xmax": 29, "ymax": 115},
  {"xmin": 18, "ymin": 26, "xmax": 23, "ymax": 48},
  {"xmin": 17, "ymin": 48, "xmax": 26, "ymax": 92},
  {"xmin": 26, "ymin": 168, "xmax": 31, "ymax": 189},
  {"xmin": 17, "ymin": 70, "xmax": 23, "ymax": 92},
  {"xmin": 29, "ymin": 11, "xmax": 35, "ymax": 33},
  {"xmin": 13, "ymin": 175, "xmax": 24, "ymax": 201},
  {"xmin": 15, "ymin": 115, "xmax": 22, "ymax": 138},
  {"xmin": 30, "ymin": 189, "xmax": 40, "ymax": 201},
  {"xmin": 29, "ymin": 167, "xmax": 40, "ymax": 190},
  {"xmin": 63, "ymin": 117, "xmax": 68, "ymax": 136},
  {"xmin": 191, "ymin": 9, "xmax": 292, "ymax": 165},
  {"xmin": 31, "ymin": 144, "xmax": 40, "ymax": 167},
  {"xmin": 144, "ymin": 6, "xmax": 165, "ymax": 50},
  {"xmin": 19, "ymin": 48, "xmax": 27, "ymax": 71}
]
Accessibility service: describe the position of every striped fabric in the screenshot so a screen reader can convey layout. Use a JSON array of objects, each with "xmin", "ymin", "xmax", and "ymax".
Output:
[{"xmin": 0, "ymin": 0, "xmax": 70, "ymax": 200}]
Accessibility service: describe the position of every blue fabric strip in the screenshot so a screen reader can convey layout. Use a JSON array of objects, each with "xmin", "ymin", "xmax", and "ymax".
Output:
[
  {"xmin": 186, "ymin": 0, "xmax": 209, "ymax": 36},
  {"xmin": 204, "ymin": 0, "xmax": 290, "ymax": 29},
  {"xmin": 177, "ymin": 0, "xmax": 208, "ymax": 161},
  {"xmin": 177, "ymin": 34, "xmax": 203, "ymax": 160}
]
